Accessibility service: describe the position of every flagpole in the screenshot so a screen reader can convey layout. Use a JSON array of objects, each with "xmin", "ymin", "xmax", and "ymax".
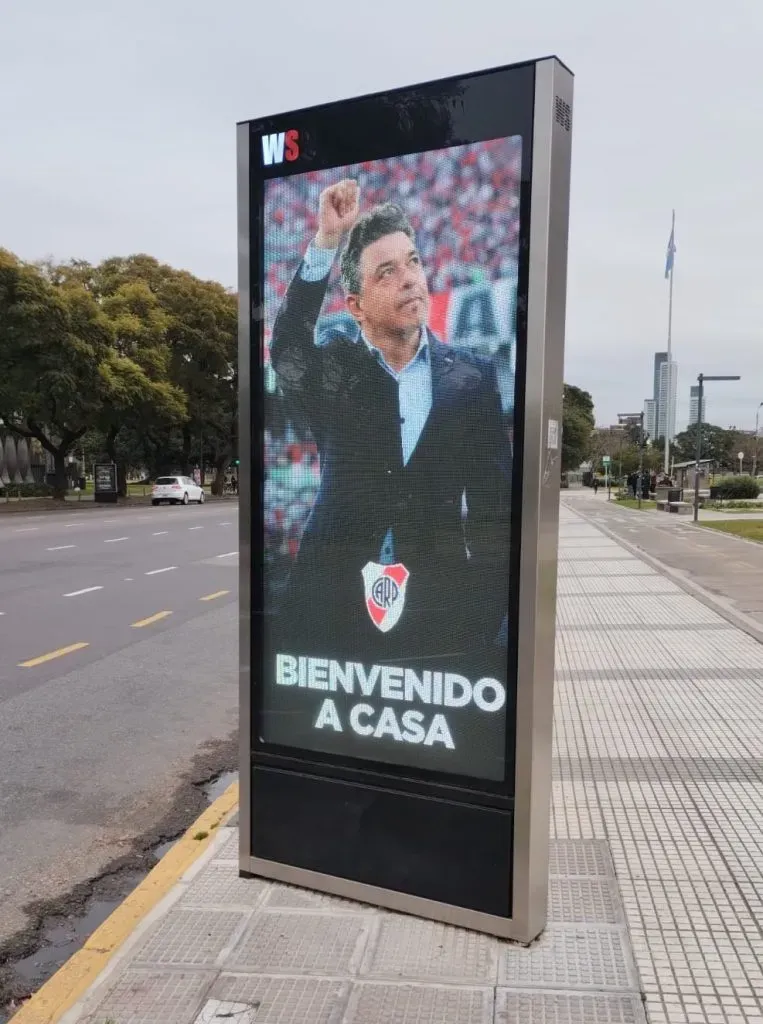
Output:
[{"xmin": 664, "ymin": 209, "xmax": 675, "ymax": 477}]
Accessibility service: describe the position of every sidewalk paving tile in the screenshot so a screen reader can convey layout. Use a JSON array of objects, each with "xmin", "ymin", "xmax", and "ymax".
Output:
[
  {"xmin": 79, "ymin": 968, "xmax": 217, "ymax": 1024},
  {"xmin": 343, "ymin": 981, "xmax": 494, "ymax": 1023},
  {"xmin": 207, "ymin": 974, "xmax": 349, "ymax": 1023},
  {"xmin": 495, "ymin": 990, "xmax": 648, "ymax": 1023},
  {"xmin": 64, "ymin": 504, "xmax": 763, "ymax": 1024},
  {"xmin": 359, "ymin": 917, "xmax": 499, "ymax": 985},
  {"xmin": 496, "ymin": 926, "xmax": 638, "ymax": 992},
  {"xmin": 262, "ymin": 883, "xmax": 371, "ymax": 913},
  {"xmin": 179, "ymin": 864, "xmax": 269, "ymax": 909},
  {"xmin": 131, "ymin": 909, "xmax": 252, "ymax": 968},
  {"xmin": 225, "ymin": 911, "xmax": 374, "ymax": 976}
]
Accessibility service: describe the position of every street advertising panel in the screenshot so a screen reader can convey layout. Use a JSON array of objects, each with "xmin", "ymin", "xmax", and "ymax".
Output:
[
  {"xmin": 94, "ymin": 462, "xmax": 118, "ymax": 502},
  {"xmin": 239, "ymin": 56, "xmax": 573, "ymax": 941}
]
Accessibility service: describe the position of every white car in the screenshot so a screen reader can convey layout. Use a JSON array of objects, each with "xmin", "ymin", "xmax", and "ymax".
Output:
[{"xmin": 151, "ymin": 476, "xmax": 205, "ymax": 506}]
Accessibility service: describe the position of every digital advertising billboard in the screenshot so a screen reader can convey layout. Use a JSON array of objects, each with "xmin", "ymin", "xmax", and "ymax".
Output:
[{"xmin": 239, "ymin": 56, "xmax": 573, "ymax": 941}]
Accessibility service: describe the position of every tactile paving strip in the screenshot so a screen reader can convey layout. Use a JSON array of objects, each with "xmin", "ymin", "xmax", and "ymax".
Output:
[
  {"xmin": 344, "ymin": 982, "xmax": 493, "ymax": 1023},
  {"xmin": 225, "ymin": 911, "xmax": 373, "ymax": 976},
  {"xmin": 497, "ymin": 927, "xmax": 637, "ymax": 992},
  {"xmin": 81, "ymin": 967, "xmax": 216, "ymax": 1024},
  {"xmin": 557, "ymin": 561, "xmax": 654, "ymax": 578},
  {"xmin": 360, "ymin": 916, "xmax": 498, "ymax": 984},
  {"xmin": 209, "ymin": 974, "xmax": 349, "ymax": 1024},
  {"xmin": 495, "ymin": 990, "xmax": 648, "ymax": 1023},
  {"xmin": 180, "ymin": 863, "xmax": 270, "ymax": 908},
  {"xmin": 548, "ymin": 839, "xmax": 614, "ymax": 877},
  {"xmin": 548, "ymin": 878, "xmax": 624, "ymax": 925},
  {"xmin": 557, "ymin": 576, "xmax": 679, "ymax": 595},
  {"xmin": 556, "ymin": 593, "xmax": 727, "ymax": 628},
  {"xmin": 132, "ymin": 909, "xmax": 249, "ymax": 967}
]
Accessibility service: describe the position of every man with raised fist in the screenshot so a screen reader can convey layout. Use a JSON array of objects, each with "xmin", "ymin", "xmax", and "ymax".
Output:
[{"xmin": 268, "ymin": 179, "xmax": 510, "ymax": 667}]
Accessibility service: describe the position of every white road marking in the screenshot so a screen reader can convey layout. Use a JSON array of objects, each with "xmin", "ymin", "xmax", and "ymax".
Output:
[
  {"xmin": 145, "ymin": 566, "xmax": 177, "ymax": 575},
  {"xmin": 14, "ymin": 527, "xmax": 39, "ymax": 533},
  {"xmin": 124, "ymin": 577, "xmax": 134, "ymax": 581},
  {"xmin": 47, "ymin": 545, "xmax": 76, "ymax": 551},
  {"xmin": 65, "ymin": 523, "xmax": 85, "ymax": 528},
  {"xmin": 218, "ymin": 522, "xmax": 232, "ymax": 526},
  {"xmin": 64, "ymin": 586, "xmax": 104, "ymax": 598},
  {"xmin": 188, "ymin": 526, "xmax": 203, "ymax": 531},
  {"xmin": 104, "ymin": 536, "xmax": 129, "ymax": 543},
  {"xmin": 152, "ymin": 531, "xmax": 169, "ymax": 536},
  {"xmin": 216, "ymin": 551, "xmax": 238, "ymax": 558}
]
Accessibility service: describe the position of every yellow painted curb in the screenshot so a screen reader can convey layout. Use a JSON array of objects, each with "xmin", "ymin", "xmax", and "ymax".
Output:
[{"xmin": 11, "ymin": 781, "xmax": 240, "ymax": 1024}]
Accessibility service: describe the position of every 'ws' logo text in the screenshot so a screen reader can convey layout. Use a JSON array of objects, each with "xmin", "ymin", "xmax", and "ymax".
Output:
[{"xmin": 261, "ymin": 130, "xmax": 300, "ymax": 166}]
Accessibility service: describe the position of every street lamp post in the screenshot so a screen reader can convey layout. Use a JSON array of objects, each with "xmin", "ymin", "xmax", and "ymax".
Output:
[
  {"xmin": 738, "ymin": 451, "xmax": 744, "ymax": 475},
  {"xmin": 753, "ymin": 402, "xmax": 763, "ymax": 479},
  {"xmin": 693, "ymin": 373, "xmax": 741, "ymax": 522}
]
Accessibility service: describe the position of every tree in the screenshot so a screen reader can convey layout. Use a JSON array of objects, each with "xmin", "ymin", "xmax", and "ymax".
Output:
[
  {"xmin": 158, "ymin": 267, "xmax": 237, "ymax": 493},
  {"xmin": 671, "ymin": 423, "xmax": 739, "ymax": 472},
  {"xmin": 0, "ymin": 250, "xmax": 186, "ymax": 498},
  {"xmin": 562, "ymin": 385, "xmax": 595, "ymax": 472},
  {"xmin": 66, "ymin": 255, "xmax": 237, "ymax": 493}
]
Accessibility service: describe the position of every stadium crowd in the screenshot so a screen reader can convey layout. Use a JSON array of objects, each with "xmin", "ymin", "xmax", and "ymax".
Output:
[
  {"xmin": 264, "ymin": 429, "xmax": 320, "ymax": 571},
  {"xmin": 263, "ymin": 139, "xmax": 522, "ymax": 570},
  {"xmin": 264, "ymin": 137, "xmax": 522, "ymax": 329}
]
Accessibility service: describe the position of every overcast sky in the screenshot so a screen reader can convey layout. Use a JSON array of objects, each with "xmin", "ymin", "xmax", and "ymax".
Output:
[{"xmin": 2, "ymin": 0, "xmax": 761, "ymax": 429}]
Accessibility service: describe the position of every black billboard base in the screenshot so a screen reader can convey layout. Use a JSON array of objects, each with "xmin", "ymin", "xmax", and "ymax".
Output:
[{"xmin": 246, "ymin": 764, "xmax": 513, "ymax": 922}]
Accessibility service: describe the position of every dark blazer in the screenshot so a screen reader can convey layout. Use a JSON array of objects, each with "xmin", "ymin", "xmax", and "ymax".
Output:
[{"xmin": 269, "ymin": 267, "xmax": 511, "ymax": 664}]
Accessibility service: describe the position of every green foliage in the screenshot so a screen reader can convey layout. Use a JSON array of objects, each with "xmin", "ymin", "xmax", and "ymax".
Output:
[
  {"xmin": 672, "ymin": 423, "xmax": 739, "ymax": 472},
  {"xmin": 710, "ymin": 475, "xmax": 760, "ymax": 500},
  {"xmin": 0, "ymin": 481, "xmax": 54, "ymax": 498},
  {"xmin": 562, "ymin": 384, "xmax": 595, "ymax": 473},
  {"xmin": 0, "ymin": 247, "xmax": 237, "ymax": 498}
]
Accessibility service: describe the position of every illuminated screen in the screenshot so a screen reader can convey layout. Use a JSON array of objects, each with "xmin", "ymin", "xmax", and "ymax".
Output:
[{"xmin": 257, "ymin": 131, "xmax": 524, "ymax": 783}]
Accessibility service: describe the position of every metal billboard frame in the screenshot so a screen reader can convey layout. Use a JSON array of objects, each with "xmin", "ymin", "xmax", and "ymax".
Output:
[{"xmin": 238, "ymin": 55, "xmax": 573, "ymax": 942}]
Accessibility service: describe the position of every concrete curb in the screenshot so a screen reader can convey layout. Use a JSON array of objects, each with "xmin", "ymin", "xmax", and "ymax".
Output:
[
  {"xmin": 571, "ymin": 503, "xmax": 763, "ymax": 647},
  {"xmin": 10, "ymin": 782, "xmax": 239, "ymax": 1024}
]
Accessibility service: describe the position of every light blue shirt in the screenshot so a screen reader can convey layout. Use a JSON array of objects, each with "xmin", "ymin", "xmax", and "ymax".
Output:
[{"xmin": 300, "ymin": 241, "xmax": 433, "ymax": 563}]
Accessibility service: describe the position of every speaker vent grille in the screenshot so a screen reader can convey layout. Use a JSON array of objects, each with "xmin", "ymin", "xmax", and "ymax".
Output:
[{"xmin": 555, "ymin": 96, "xmax": 572, "ymax": 131}]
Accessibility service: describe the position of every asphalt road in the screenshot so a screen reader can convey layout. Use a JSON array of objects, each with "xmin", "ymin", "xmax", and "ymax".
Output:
[{"xmin": 0, "ymin": 502, "xmax": 239, "ymax": 951}]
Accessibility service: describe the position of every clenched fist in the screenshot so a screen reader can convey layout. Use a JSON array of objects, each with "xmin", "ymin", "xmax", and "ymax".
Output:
[{"xmin": 315, "ymin": 179, "xmax": 360, "ymax": 250}]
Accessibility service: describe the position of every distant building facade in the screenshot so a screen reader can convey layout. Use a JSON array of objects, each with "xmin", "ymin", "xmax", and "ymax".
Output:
[{"xmin": 688, "ymin": 385, "xmax": 703, "ymax": 427}]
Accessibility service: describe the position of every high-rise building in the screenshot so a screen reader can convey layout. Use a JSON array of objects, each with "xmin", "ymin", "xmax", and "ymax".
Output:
[
  {"xmin": 644, "ymin": 399, "xmax": 657, "ymax": 440},
  {"xmin": 657, "ymin": 360, "xmax": 678, "ymax": 441},
  {"xmin": 688, "ymin": 385, "xmax": 703, "ymax": 427},
  {"xmin": 653, "ymin": 352, "xmax": 668, "ymax": 432}
]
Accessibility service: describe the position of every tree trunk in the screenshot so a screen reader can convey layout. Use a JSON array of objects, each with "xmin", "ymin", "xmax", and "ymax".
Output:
[
  {"xmin": 212, "ymin": 453, "xmax": 232, "ymax": 496},
  {"xmin": 52, "ymin": 448, "xmax": 68, "ymax": 500}
]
